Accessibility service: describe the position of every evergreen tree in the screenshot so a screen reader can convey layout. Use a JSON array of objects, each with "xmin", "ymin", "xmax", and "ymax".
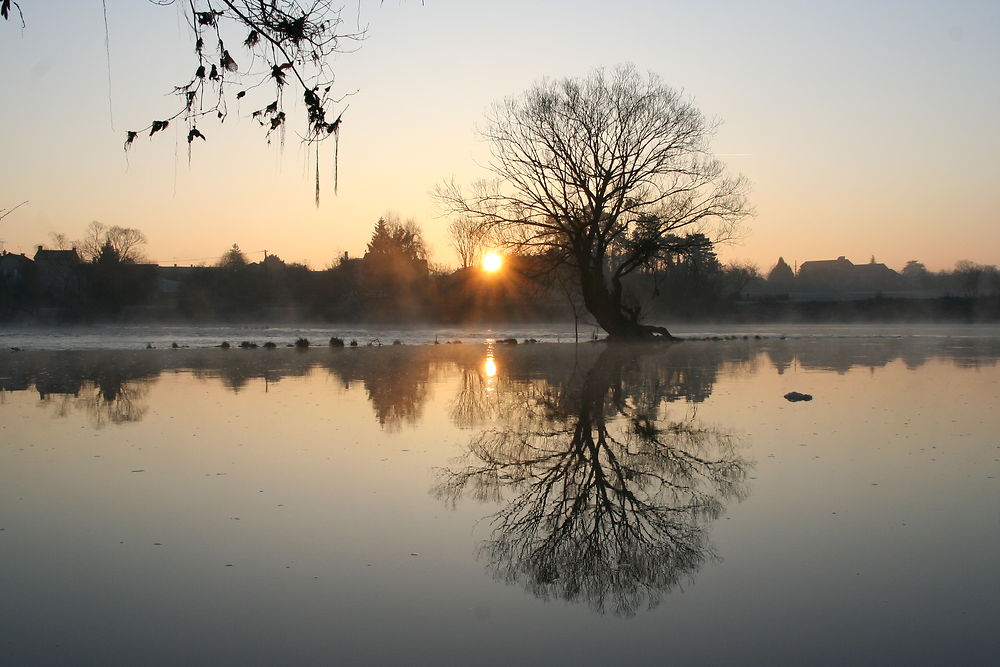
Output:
[
  {"xmin": 767, "ymin": 257, "xmax": 794, "ymax": 285},
  {"xmin": 365, "ymin": 218, "xmax": 396, "ymax": 259}
]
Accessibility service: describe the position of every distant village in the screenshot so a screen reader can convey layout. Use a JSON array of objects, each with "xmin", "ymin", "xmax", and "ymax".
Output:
[
  {"xmin": 2, "ymin": 218, "xmax": 999, "ymax": 323},
  {"xmin": 750, "ymin": 255, "xmax": 1000, "ymax": 301}
]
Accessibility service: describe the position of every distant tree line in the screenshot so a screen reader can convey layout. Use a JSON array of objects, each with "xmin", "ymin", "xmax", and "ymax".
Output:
[
  {"xmin": 3, "ymin": 215, "xmax": 999, "ymax": 324},
  {"xmin": 1, "ymin": 216, "xmax": 563, "ymax": 322}
]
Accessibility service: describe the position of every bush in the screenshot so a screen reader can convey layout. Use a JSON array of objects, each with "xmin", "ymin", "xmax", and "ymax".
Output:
[
  {"xmin": 329, "ymin": 337, "xmax": 345, "ymax": 347},
  {"xmin": 294, "ymin": 337, "xmax": 310, "ymax": 348}
]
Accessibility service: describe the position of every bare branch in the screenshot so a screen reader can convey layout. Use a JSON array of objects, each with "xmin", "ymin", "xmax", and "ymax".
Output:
[{"xmin": 437, "ymin": 65, "xmax": 752, "ymax": 340}]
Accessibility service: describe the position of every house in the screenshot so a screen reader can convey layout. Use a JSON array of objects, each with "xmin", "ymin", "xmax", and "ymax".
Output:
[
  {"xmin": 0, "ymin": 251, "xmax": 34, "ymax": 284},
  {"xmin": 797, "ymin": 256, "xmax": 903, "ymax": 296},
  {"xmin": 33, "ymin": 245, "xmax": 82, "ymax": 302}
]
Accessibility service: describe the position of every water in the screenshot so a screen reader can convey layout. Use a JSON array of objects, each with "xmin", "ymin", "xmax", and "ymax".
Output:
[
  {"xmin": 1, "ymin": 337, "xmax": 998, "ymax": 664},
  {"xmin": 0, "ymin": 323, "xmax": 586, "ymax": 351},
  {"xmin": 3, "ymin": 322, "xmax": 1000, "ymax": 350}
]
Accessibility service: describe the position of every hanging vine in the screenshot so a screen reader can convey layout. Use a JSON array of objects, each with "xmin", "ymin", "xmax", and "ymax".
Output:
[
  {"xmin": 139, "ymin": 1, "xmax": 359, "ymax": 202},
  {"xmin": 5, "ymin": 1, "xmax": 361, "ymax": 202}
]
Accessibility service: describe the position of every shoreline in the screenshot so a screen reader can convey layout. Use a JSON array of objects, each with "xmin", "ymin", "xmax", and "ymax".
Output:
[{"xmin": 5, "ymin": 321, "xmax": 1000, "ymax": 353}]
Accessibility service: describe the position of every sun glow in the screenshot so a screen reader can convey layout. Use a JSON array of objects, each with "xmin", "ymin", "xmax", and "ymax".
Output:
[
  {"xmin": 482, "ymin": 251, "xmax": 503, "ymax": 273},
  {"xmin": 483, "ymin": 348, "xmax": 498, "ymax": 393}
]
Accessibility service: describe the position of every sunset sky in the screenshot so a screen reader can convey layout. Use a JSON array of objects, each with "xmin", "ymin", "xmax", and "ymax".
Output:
[{"xmin": 1, "ymin": 0, "xmax": 998, "ymax": 273}]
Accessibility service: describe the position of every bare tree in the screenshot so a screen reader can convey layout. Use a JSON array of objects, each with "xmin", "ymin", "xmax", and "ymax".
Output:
[
  {"xmin": 48, "ymin": 232, "xmax": 71, "ymax": 250},
  {"xmin": 723, "ymin": 260, "xmax": 761, "ymax": 298},
  {"xmin": 438, "ymin": 65, "xmax": 751, "ymax": 341},
  {"xmin": 77, "ymin": 221, "xmax": 148, "ymax": 264},
  {"xmin": 448, "ymin": 216, "xmax": 490, "ymax": 269}
]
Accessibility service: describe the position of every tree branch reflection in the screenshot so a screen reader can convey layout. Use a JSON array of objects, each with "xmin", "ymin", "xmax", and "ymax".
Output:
[{"xmin": 437, "ymin": 346, "xmax": 750, "ymax": 616}]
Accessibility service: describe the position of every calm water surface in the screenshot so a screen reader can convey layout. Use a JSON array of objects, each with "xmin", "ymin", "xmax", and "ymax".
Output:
[
  {"xmin": 4, "ymin": 322, "xmax": 1000, "ymax": 350},
  {"xmin": 1, "ymin": 338, "xmax": 998, "ymax": 665}
]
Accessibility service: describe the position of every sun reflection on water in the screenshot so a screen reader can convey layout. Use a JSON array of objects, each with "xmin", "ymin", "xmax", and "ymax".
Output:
[{"xmin": 483, "ymin": 344, "xmax": 498, "ymax": 392}]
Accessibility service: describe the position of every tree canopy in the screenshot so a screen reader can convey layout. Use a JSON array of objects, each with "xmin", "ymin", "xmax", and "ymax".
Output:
[
  {"xmin": 439, "ymin": 65, "xmax": 751, "ymax": 341},
  {"xmin": 217, "ymin": 243, "xmax": 249, "ymax": 269},
  {"xmin": 77, "ymin": 221, "xmax": 148, "ymax": 264}
]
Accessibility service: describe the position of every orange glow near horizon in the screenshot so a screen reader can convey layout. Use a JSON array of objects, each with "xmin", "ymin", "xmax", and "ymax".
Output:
[{"xmin": 482, "ymin": 251, "xmax": 503, "ymax": 273}]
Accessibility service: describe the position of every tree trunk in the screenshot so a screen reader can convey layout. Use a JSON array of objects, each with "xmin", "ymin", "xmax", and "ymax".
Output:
[{"xmin": 578, "ymin": 266, "xmax": 676, "ymax": 342}]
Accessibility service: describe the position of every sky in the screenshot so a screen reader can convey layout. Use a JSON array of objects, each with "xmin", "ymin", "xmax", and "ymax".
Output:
[{"xmin": 1, "ymin": 0, "xmax": 998, "ymax": 272}]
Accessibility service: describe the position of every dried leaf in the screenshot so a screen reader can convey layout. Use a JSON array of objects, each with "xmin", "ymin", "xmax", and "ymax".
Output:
[
  {"xmin": 271, "ymin": 65, "xmax": 287, "ymax": 86},
  {"xmin": 209, "ymin": 64, "xmax": 219, "ymax": 81},
  {"xmin": 187, "ymin": 128, "xmax": 206, "ymax": 143},
  {"xmin": 149, "ymin": 120, "xmax": 169, "ymax": 137},
  {"xmin": 124, "ymin": 131, "xmax": 138, "ymax": 149},
  {"xmin": 221, "ymin": 50, "xmax": 238, "ymax": 72},
  {"xmin": 243, "ymin": 30, "xmax": 259, "ymax": 48},
  {"xmin": 236, "ymin": 90, "xmax": 246, "ymax": 100},
  {"xmin": 195, "ymin": 65, "xmax": 206, "ymax": 79}
]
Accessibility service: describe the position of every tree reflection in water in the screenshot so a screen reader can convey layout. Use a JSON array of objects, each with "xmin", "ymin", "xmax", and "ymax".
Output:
[
  {"xmin": 437, "ymin": 346, "xmax": 750, "ymax": 616},
  {"xmin": 38, "ymin": 377, "xmax": 153, "ymax": 428},
  {"xmin": 83, "ymin": 376, "xmax": 152, "ymax": 427}
]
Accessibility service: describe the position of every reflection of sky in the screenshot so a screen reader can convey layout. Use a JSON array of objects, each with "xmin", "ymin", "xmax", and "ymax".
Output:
[{"xmin": 0, "ymin": 342, "xmax": 999, "ymax": 661}]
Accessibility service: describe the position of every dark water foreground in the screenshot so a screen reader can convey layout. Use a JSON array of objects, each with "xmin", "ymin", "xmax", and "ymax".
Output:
[{"xmin": 1, "ymin": 340, "xmax": 998, "ymax": 665}]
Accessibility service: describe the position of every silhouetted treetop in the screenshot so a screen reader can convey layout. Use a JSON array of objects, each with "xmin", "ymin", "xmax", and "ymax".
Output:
[
  {"xmin": 438, "ymin": 64, "xmax": 751, "ymax": 340},
  {"xmin": 364, "ymin": 214, "xmax": 426, "ymax": 263},
  {"xmin": 218, "ymin": 243, "xmax": 249, "ymax": 269},
  {"xmin": 767, "ymin": 256, "xmax": 794, "ymax": 285},
  {"xmin": 77, "ymin": 222, "xmax": 148, "ymax": 264}
]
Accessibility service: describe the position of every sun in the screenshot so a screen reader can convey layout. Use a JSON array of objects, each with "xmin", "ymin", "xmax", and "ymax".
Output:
[{"xmin": 481, "ymin": 251, "xmax": 503, "ymax": 273}]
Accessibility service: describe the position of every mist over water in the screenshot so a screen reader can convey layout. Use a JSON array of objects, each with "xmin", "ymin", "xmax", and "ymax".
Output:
[{"xmin": 4, "ymin": 322, "xmax": 1000, "ymax": 351}]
